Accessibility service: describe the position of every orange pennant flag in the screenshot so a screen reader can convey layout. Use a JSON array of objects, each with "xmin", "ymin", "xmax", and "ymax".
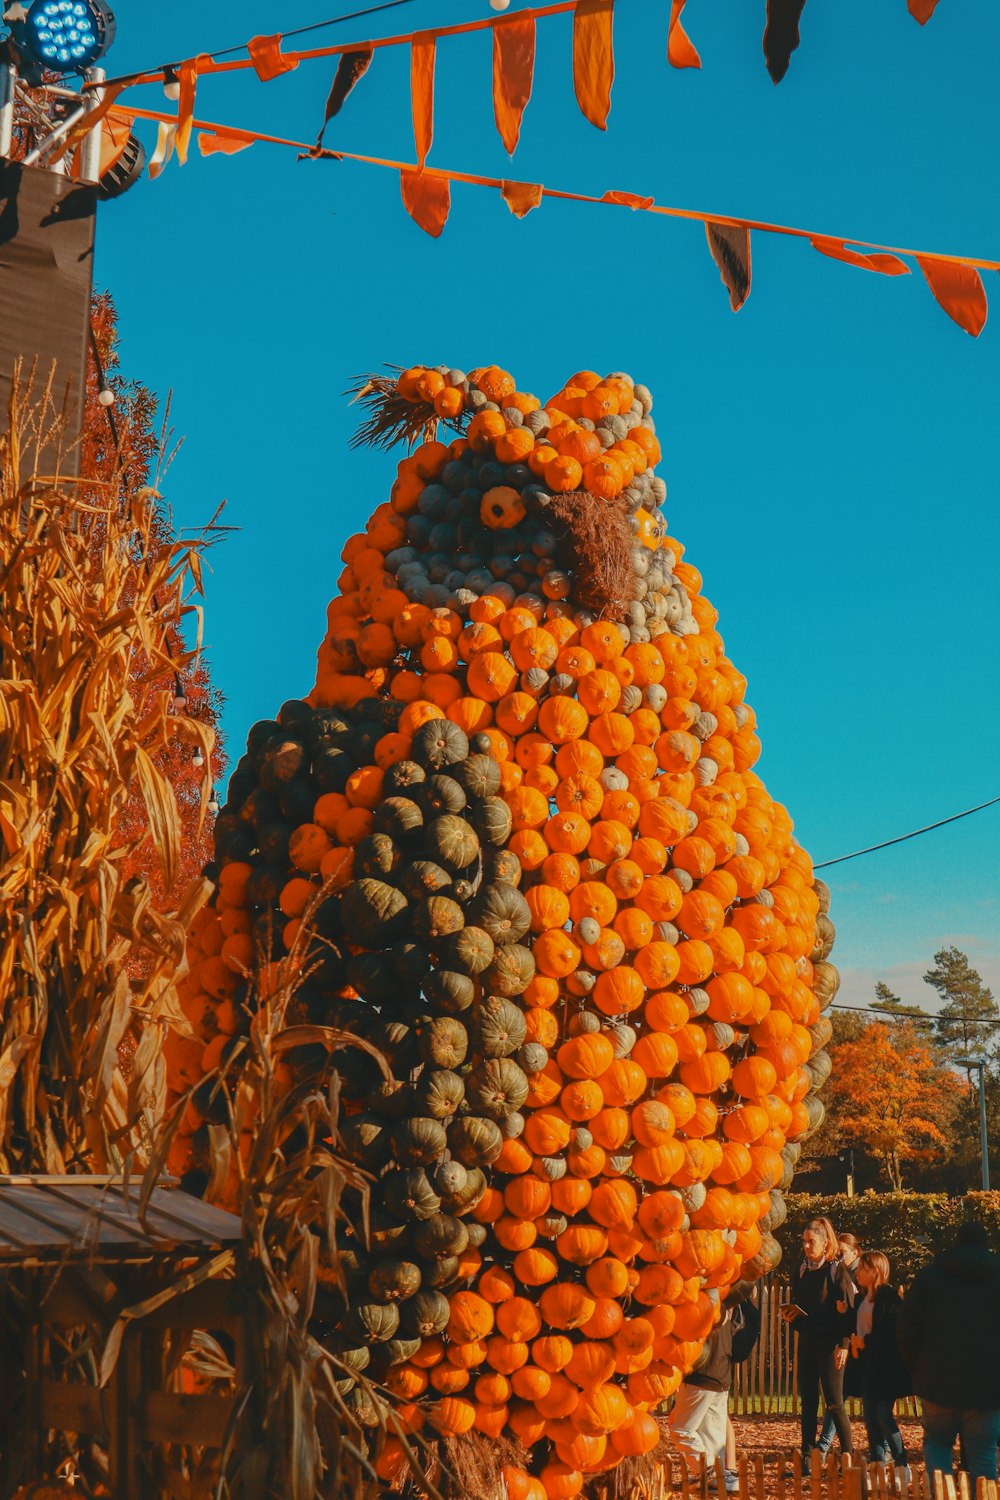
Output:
[
  {"xmin": 667, "ymin": 0, "xmax": 701, "ymax": 69},
  {"xmin": 493, "ymin": 14, "xmax": 535, "ymax": 157},
  {"xmin": 601, "ymin": 189, "xmax": 654, "ymax": 210},
  {"xmin": 916, "ymin": 256, "xmax": 988, "ymax": 337},
  {"xmin": 907, "ymin": 0, "xmax": 940, "ymax": 21},
  {"xmin": 175, "ymin": 57, "xmax": 203, "ymax": 165},
  {"xmin": 573, "ymin": 0, "xmax": 615, "ymax": 131},
  {"xmin": 248, "ymin": 34, "xmax": 299, "ymax": 82},
  {"xmin": 401, "ymin": 169, "xmax": 450, "ymax": 237},
  {"xmin": 198, "ymin": 132, "xmax": 252, "ymax": 157},
  {"xmin": 705, "ymin": 222, "xmax": 752, "ymax": 311},
  {"xmin": 810, "ymin": 237, "xmax": 909, "ymax": 277},
  {"xmin": 411, "ymin": 33, "xmax": 436, "ymax": 169},
  {"xmin": 501, "ymin": 180, "xmax": 543, "ymax": 218}
]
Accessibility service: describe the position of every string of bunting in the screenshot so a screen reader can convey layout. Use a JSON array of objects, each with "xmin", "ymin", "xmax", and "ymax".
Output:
[
  {"xmin": 116, "ymin": 102, "xmax": 996, "ymax": 337},
  {"xmin": 89, "ymin": 0, "xmax": 944, "ymax": 96}
]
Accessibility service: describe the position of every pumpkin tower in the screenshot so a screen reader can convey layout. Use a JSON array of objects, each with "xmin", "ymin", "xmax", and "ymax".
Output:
[{"xmin": 171, "ymin": 364, "xmax": 838, "ymax": 1496}]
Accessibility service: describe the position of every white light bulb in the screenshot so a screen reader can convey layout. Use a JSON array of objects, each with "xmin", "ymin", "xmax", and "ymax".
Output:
[
  {"xmin": 489, "ymin": 0, "xmax": 511, "ymax": 9},
  {"xmin": 192, "ymin": 748, "xmax": 205, "ymax": 767},
  {"xmin": 163, "ymin": 79, "xmax": 180, "ymax": 101},
  {"xmin": 98, "ymin": 387, "xmax": 115, "ymax": 406}
]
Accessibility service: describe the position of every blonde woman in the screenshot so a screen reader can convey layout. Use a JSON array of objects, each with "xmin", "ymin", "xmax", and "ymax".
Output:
[
  {"xmin": 852, "ymin": 1251, "xmax": 911, "ymax": 1479},
  {"xmin": 781, "ymin": 1218, "xmax": 856, "ymax": 1459}
]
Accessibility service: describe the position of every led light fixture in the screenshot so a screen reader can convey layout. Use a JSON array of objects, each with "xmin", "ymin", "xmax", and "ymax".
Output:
[{"xmin": 23, "ymin": 0, "xmax": 116, "ymax": 74}]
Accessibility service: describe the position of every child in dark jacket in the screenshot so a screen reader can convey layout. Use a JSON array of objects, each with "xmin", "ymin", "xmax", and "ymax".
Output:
[
  {"xmin": 850, "ymin": 1251, "xmax": 912, "ymax": 1478},
  {"xmin": 669, "ymin": 1290, "xmax": 761, "ymax": 1493}
]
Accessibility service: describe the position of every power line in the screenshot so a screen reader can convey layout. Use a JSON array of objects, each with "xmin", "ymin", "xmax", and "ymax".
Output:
[
  {"xmin": 830, "ymin": 1002, "xmax": 1000, "ymax": 1030},
  {"xmin": 815, "ymin": 793, "xmax": 1000, "ymax": 870}
]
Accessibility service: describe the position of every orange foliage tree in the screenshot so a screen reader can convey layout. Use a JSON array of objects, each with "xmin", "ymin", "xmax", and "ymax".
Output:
[
  {"xmin": 86, "ymin": 291, "xmax": 227, "ymax": 903},
  {"xmin": 819, "ymin": 1020, "xmax": 957, "ymax": 1190}
]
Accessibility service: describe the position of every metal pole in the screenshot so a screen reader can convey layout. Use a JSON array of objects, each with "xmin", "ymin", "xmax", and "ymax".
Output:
[
  {"xmin": 78, "ymin": 65, "xmax": 105, "ymax": 183},
  {"xmin": 977, "ymin": 1062, "xmax": 990, "ymax": 1191},
  {"xmin": 0, "ymin": 61, "xmax": 15, "ymax": 161}
]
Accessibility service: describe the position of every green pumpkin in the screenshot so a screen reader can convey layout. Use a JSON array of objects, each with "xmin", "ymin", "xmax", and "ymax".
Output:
[
  {"xmin": 420, "ymin": 774, "xmax": 467, "ymax": 816},
  {"xmin": 335, "ymin": 1345, "xmax": 371, "ymax": 1374},
  {"xmin": 347, "ymin": 1301, "xmax": 400, "ymax": 1342},
  {"xmin": 484, "ymin": 848, "xmax": 522, "ymax": 887},
  {"xmin": 380, "ymin": 1335, "xmax": 423, "ymax": 1366},
  {"xmin": 400, "ymin": 861, "xmax": 453, "ymax": 901},
  {"xmin": 365, "ymin": 1079, "xmax": 413, "ymax": 1118},
  {"xmin": 418, "ymin": 1069, "xmax": 465, "ymax": 1120},
  {"xmin": 341, "ymin": 1113, "xmax": 393, "ymax": 1171},
  {"xmin": 410, "ymin": 718, "xmax": 470, "ymax": 770},
  {"xmin": 426, "ymin": 815, "xmax": 480, "ymax": 873},
  {"xmin": 454, "ymin": 753, "xmax": 502, "ymax": 801},
  {"xmin": 437, "ymin": 924, "xmax": 494, "ymax": 976},
  {"xmin": 433, "ymin": 1159, "xmax": 469, "ymax": 1199},
  {"xmin": 421, "ymin": 1254, "xmax": 461, "ymax": 1290},
  {"xmin": 383, "ymin": 758, "xmax": 426, "ymax": 794},
  {"xmin": 341, "ymin": 879, "xmax": 409, "ymax": 948},
  {"xmin": 367, "ymin": 1258, "xmax": 422, "ymax": 1303},
  {"xmin": 465, "ymin": 1220, "xmax": 487, "ymax": 1249},
  {"xmin": 471, "ymin": 796, "xmax": 514, "ymax": 848},
  {"xmin": 382, "ymin": 1167, "xmax": 442, "ymax": 1222},
  {"xmin": 399, "ymin": 1288, "xmax": 450, "ymax": 1338},
  {"xmin": 447, "ymin": 1114, "xmax": 503, "ymax": 1168},
  {"xmin": 447, "ymin": 1165, "xmax": 488, "ymax": 1217},
  {"xmin": 411, "ymin": 1213, "xmax": 469, "ymax": 1260},
  {"xmin": 373, "ymin": 796, "xmax": 425, "ymax": 840},
  {"xmin": 472, "ymin": 995, "xmax": 527, "ymax": 1058},
  {"xmin": 482, "ymin": 943, "xmax": 535, "ymax": 998},
  {"xmin": 413, "ymin": 895, "xmax": 465, "ymax": 943},
  {"xmin": 391, "ymin": 1116, "xmax": 448, "ymax": 1166},
  {"xmin": 422, "ymin": 969, "xmax": 475, "ymax": 1015},
  {"xmin": 347, "ymin": 952, "xmax": 397, "ymax": 1003},
  {"xmin": 348, "ymin": 1384, "xmax": 386, "ymax": 1427},
  {"xmin": 418, "ymin": 1016, "xmax": 468, "ymax": 1070},
  {"xmin": 469, "ymin": 884, "xmax": 531, "ymax": 946},
  {"xmin": 466, "ymin": 1058, "xmax": 529, "ymax": 1119},
  {"xmin": 354, "ymin": 831, "xmax": 399, "ymax": 880}
]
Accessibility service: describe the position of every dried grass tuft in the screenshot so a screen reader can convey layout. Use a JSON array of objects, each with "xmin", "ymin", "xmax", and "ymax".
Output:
[
  {"xmin": 609, "ymin": 1423, "xmax": 673, "ymax": 1497},
  {"xmin": 545, "ymin": 489, "xmax": 636, "ymax": 617},
  {"xmin": 439, "ymin": 1431, "xmax": 529, "ymax": 1500},
  {"xmin": 347, "ymin": 370, "xmax": 466, "ymax": 452}
]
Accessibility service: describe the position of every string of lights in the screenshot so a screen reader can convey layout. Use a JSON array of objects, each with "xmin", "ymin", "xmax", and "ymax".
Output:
[
  {"xmin": 815, "ymin": 793, "xmax": 1000, "ymax": 870},
  {"xmin": 829, "ymin": 1003, "xmax": 1000, "ymax": 1029}
]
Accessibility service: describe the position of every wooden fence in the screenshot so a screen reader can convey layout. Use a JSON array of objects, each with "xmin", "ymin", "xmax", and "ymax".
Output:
[
  {"xmin": 729, "ymin": 1276, "xmax": 920, "ymax": 1419},
  {"xmin": 631, "ymin": 1453, "xmax": 998, "ymax": 1500}
]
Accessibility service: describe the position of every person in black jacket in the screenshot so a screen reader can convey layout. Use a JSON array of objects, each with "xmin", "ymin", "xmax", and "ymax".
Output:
[
  {"xmin": 818, "ymin": 1232, "xmax": 863, "ymax": 1455},
  {"xmin": 781, "ymin": 1216, "xmax": 856, "ymax": 1459},
  {"xmin": 669, "ymin": 1288, "xmax": 762, "ymax": 1493},
  {"xmin": 898, "ymin": 1221, "xmax": 1000, "ymax": 1482},
  {"xmin": 849, "ymin": 1251, "xmax": 911, "ymax": 1477}
]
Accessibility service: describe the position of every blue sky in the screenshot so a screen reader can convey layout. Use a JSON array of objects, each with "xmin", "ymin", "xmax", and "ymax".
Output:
[{"xmin": 93, "ymin": 0, "xmax": 1000, "ymax": 1012}]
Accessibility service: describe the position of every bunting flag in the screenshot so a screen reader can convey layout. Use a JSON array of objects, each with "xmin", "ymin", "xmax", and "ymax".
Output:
[
  {"xmin": 501, "ymin": 179, "xmax": 543, "ymax": 217},
  {"xmin": 315, "ymin": 47, "xmax": 374, "ymax": 150},
  {"xmin": 175, "ymin": 58, "xmax": 206, "ymax": 165},
  {"xmin": 411, "ymin": 33, "xmax": 435, "ymax": 168},
  {"xmin": 907, "ymin": 0, "xmax": 941, "ymax": 21},
  {"xmin": 198, "ymin": 131, "xmax": 252, "ymax": 157},
  {"xmin": 400, "ymin": 168, "xmax": 450, "ymax": 237},
  {"xmin": 705, "ymin": 222, "xmax": 752, "ymax": 311},
  {"xmin": 763, "ymin": 0, "xmax": 807, "ymax": 84},
  {"xmin": 572, "ymin": 0, "xmax": 615, "ymax": 131},
  {"xmin": 916, "ymin": 256, "xmax": 988, "ymax": 338},
  {"xmin": 492, "ymin": 14, "xmax": 536, "ymax": 156},
  {"xmin": 247, "ymin": 34, "xmax": 299, "ymax": 82},
  {"xmin": 118, "ymin": 103, "xmax": 1000, "ymax": 337},
  {"xmin": 667, "ymin": 0, "xmax": 701, "ymax": 69}
]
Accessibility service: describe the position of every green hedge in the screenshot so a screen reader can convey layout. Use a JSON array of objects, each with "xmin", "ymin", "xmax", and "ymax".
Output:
[{"xmin": 774, "ymin": 1191, "xmax": 1000, "ymax": 1285}]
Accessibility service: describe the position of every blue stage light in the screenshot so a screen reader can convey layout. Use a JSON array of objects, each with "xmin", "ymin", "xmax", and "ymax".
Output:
[{"xmin": 22, "ymin": 0, "xmax": 116, "ymax": 73}]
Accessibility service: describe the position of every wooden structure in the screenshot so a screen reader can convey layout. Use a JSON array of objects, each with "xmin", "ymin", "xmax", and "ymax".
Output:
[
  {"xmin": 651, "ymin": 1451, "xmax": 1000, "ymax": 1500},
  {"xmin": 0, "ymin": 1174, "xmax": 252, "ymax": 1498}
]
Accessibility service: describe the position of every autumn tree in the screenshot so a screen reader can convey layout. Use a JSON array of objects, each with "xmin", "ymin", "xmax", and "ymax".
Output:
[
  {"xmin": 86, "ymin": 292, "xmax": 226, "ymax": 903},
  {"xmin": 818, "ymin": 1020, "xmax": 957, "ymax": 1190}
]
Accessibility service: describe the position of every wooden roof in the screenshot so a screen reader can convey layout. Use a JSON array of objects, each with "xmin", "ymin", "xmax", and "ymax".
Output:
[{"xmin": 0, "ymin": 1175, "xmax": 243, "ymax": 1263}]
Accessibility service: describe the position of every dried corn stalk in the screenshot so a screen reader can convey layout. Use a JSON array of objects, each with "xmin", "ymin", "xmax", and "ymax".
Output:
[{"xmin": 0, "ymin": 366, "xmax": 217, "ymax": 1172}]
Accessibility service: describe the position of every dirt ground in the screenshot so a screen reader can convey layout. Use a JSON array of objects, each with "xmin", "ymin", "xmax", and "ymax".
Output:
[{"xmin": 730, "ymin": 1415, "xmax": 924, "ymax": 1466}]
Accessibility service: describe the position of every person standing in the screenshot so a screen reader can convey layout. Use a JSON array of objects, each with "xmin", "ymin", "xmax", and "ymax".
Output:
[
  {"xmin": 817, "ymin": 1232, "xmax": 862, "ymax": 1456},
  {"xmin": 669, "ymin": 1289, "xmax": 761, "ymax": 1492},
  {"xmin": 898, "ymin": 1221, "xmax": 1000, "ymax": 1483},
  {"xmin": 781, "ymin": 1217, "xmax": 856, "ymax": 1460},
  {"xmin": 850, "ymin": 1251, "xmax": 911, "ymax": 1480}
]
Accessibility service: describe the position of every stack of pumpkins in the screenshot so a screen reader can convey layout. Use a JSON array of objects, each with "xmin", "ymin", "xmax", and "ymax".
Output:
[{"xmin": 169, "ymin": 365, "xmax": 838, "ymax": 1500}]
